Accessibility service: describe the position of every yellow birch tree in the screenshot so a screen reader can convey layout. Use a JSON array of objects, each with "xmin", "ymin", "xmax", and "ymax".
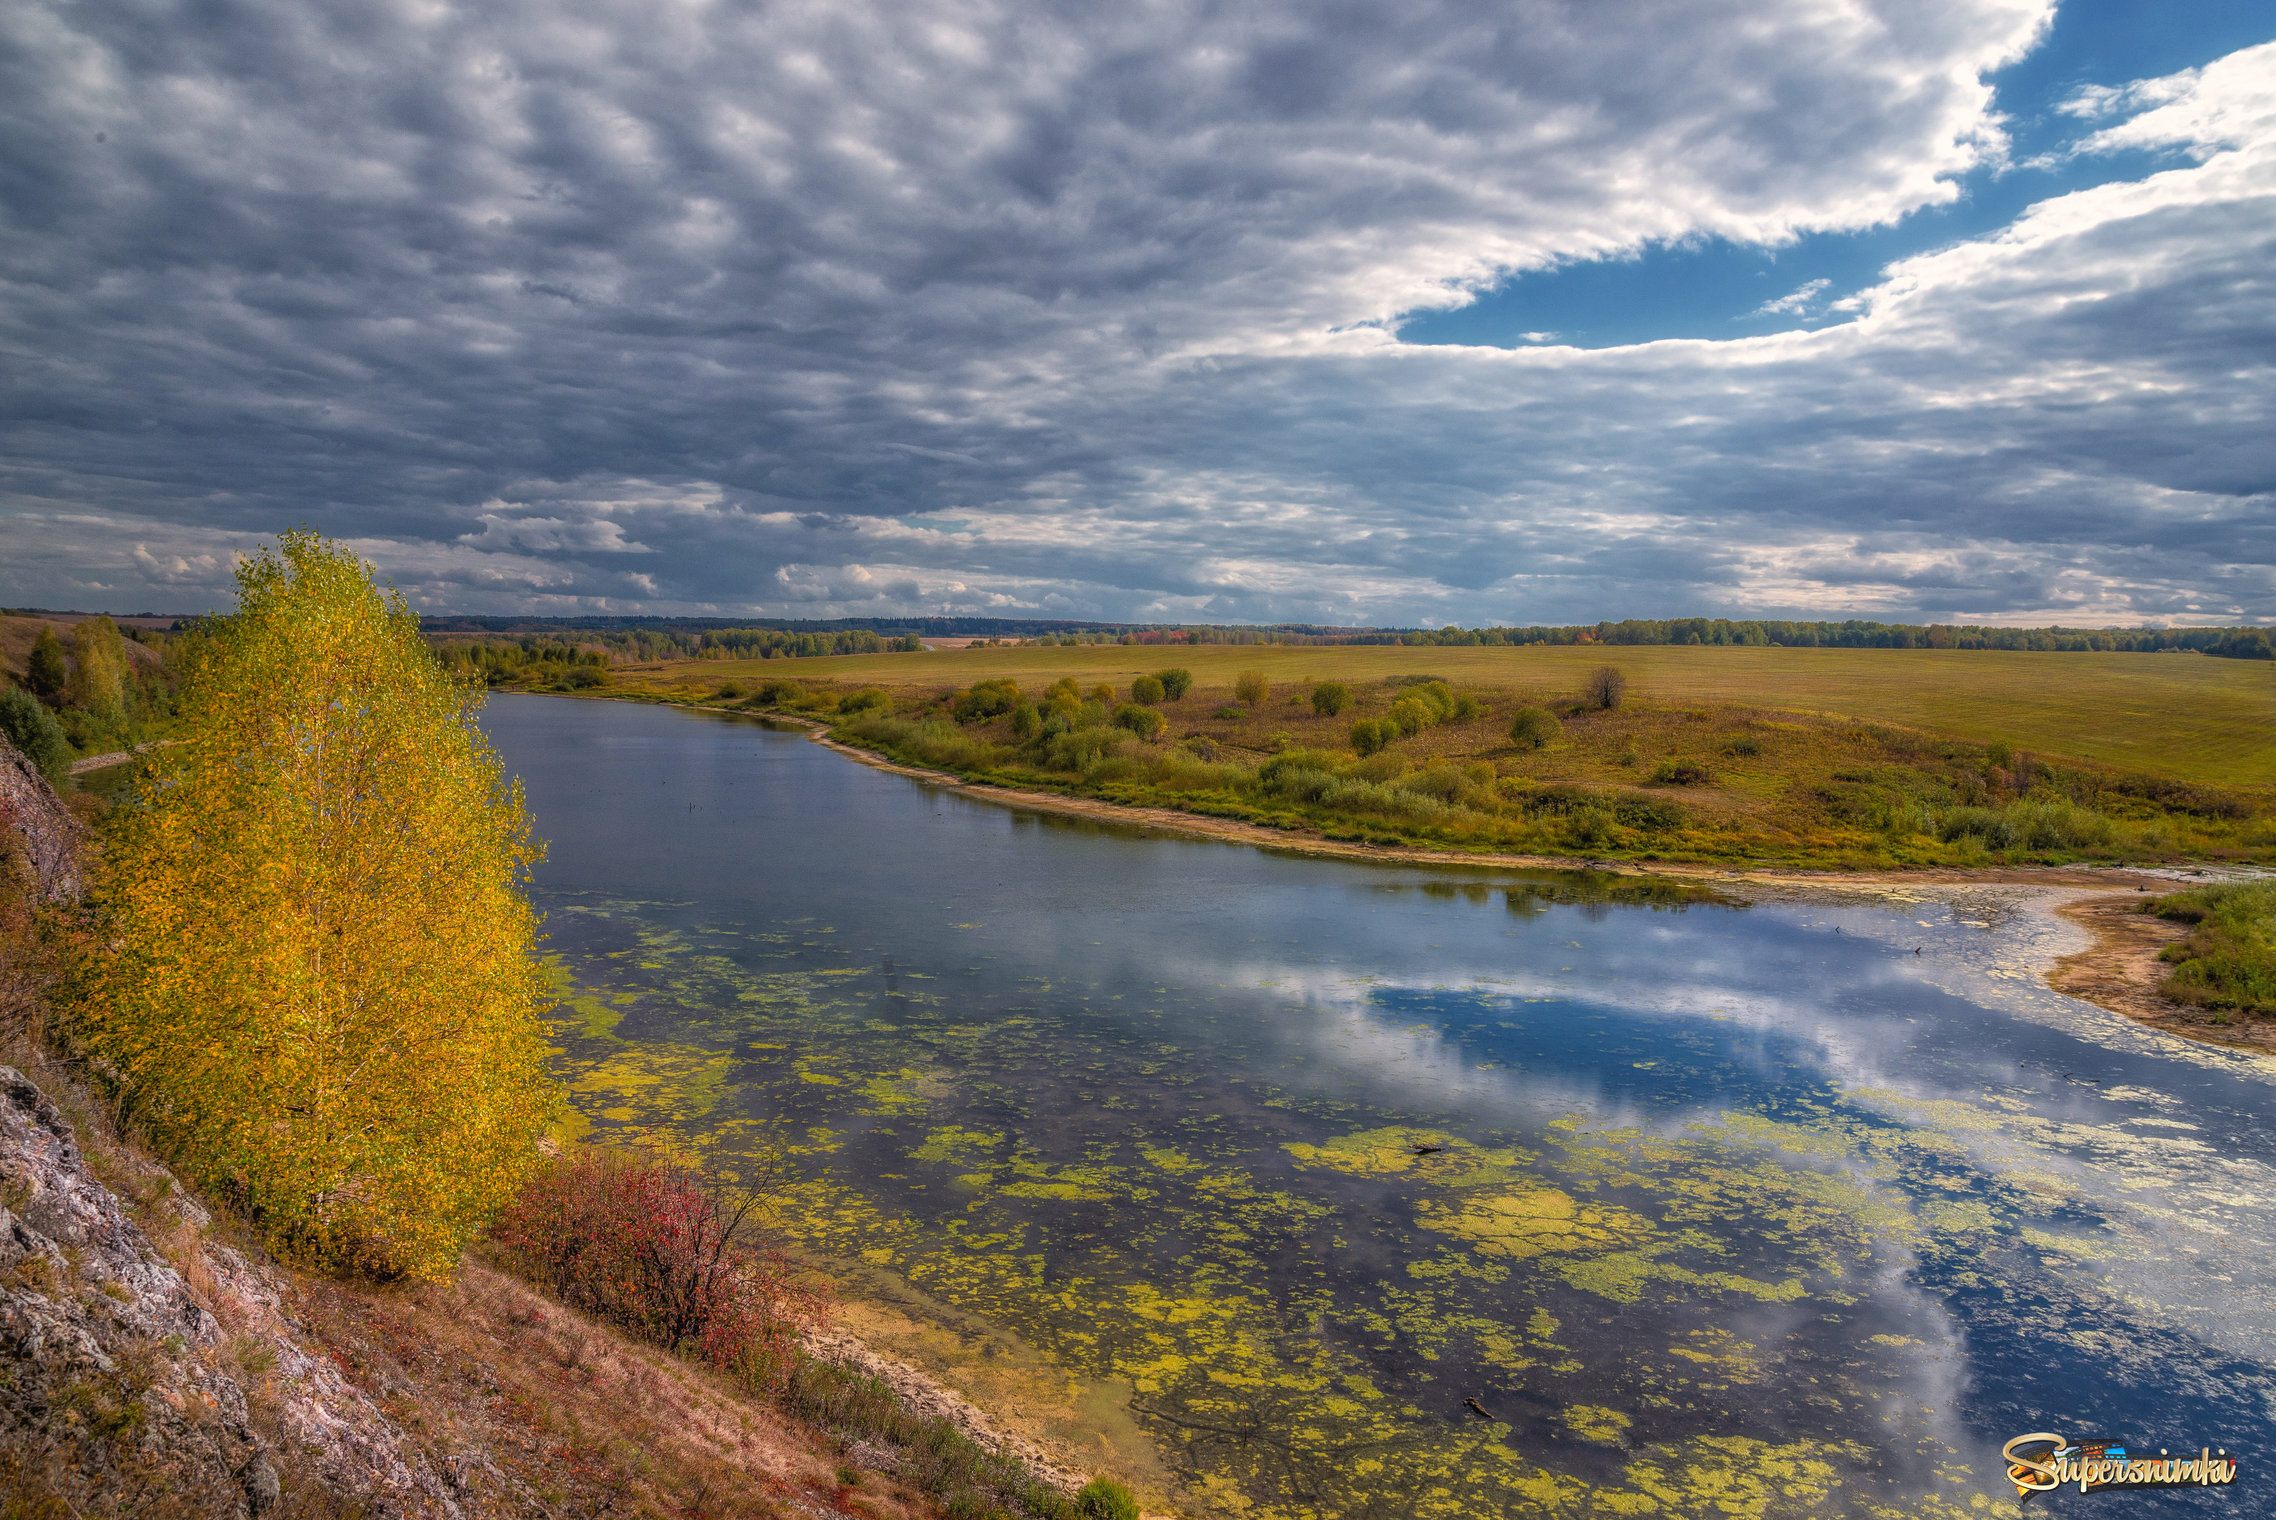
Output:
[{"xmin": 77, "ymin": 532, "xmax": 556, "ymax": 1278}]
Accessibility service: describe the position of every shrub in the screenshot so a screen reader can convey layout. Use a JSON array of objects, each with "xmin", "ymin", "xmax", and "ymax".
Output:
[
  {"xmin": 1076, "ymin": 1477, "xmax": 1140, "ymax": 1520},
  {"xmin": 1234, "ymin": 670, "xmax": 1269, "ymax": 705},
  {"xmin": 1614, "ymin": 796, "xmax": 1687, "ymax": 832},
  {"xmin": 1584, "ymin": 666, "xmax": 1627, "ymax": 711},
  {"xmin": 1130, "ymin": 674, "xmax": 1165, "ymax": 705},
  {"xmin": 1937, "ymin": 800, "xmax": 2115, "ymax": 853},
  {"xmin": 488, "ymin": 1150, "xmax": 818, "ymax": 1385},
  {"xmin": 1213, "ymin": 704, "xmax": 1247, "ymax": 719},
  {"xmin": 1088, "ymin": 683, "xmax": 1115, "ymax": 706},
  {"xmin": 1350, "ymin": 717, "xmax": 1398, "ymax": 755},
  {"xmin": 1311, "ymin": 681, "xmax": 1350, "ymax": 716},
  {"xmin": 1565, "ymin": 806, "xmax": 1615, "ymax": 849},
  {"xmin": 1507, "ymin": 706, "xmax": 1560, "ymax": 750},
  {"xmin": 755, "ymin": 677, "xmax": 806, "ymax": 705},
  {"xmin": 562, "ymin": 664, "xmax": 608, "ymax": 689},
  {"xmin": 1009, "ymin": 701, "xmax": 1040, "ymax": 738},
  {"xmin": 74, "ymin": 532, "xmax": 555, "ymax": 1279},
  {"xmin": 1386, "ymin": 696, "xmax": 1434, "ymax": 735},
  {"xmin": 1112, "ymin": 703, "xmax": 1167, "ymax": 740},
  {"xmin": 951, "ymin": 678, "xmax": 1021, "ymax": 723},
  {"xmin": 1650, "ymin": 761, "xmax": 1711, "ymax": 785},
  {"xmin": 838, "ymin": 687, "xmax": 889, "ymax": 715},
  {"xmin": 1153, "ymin": 668, "xmax": 1193, "ymax": 700},
  {"xmin": 2148, "ymin": 882, "xmax": 2276, "ymax": 1015},
  {"xmin": 1724, "ymin": 734, "xmax": 1762, "ymax": 756},
  {"xmin": 0, "ymin": 686, "xmax": 71, "ymax": 786},
  {"xmin": 1042, "ymin": 727, "xmax": 1124, "ymax": 770}
]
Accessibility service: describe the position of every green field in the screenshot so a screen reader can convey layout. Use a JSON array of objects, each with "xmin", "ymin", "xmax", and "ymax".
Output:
[{"xmin": 630, "ymin": 643, "xmax": 2275, "ymax": 790}]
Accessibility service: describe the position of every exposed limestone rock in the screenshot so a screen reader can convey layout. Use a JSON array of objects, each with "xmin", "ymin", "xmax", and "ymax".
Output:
[
  {"xmin": 0, "ymin": 731, "xmax": 86, "ymax": 902},
  {"xmin": 0, "ymin": 1065, "xmax": 461, "ymax": 1516}
]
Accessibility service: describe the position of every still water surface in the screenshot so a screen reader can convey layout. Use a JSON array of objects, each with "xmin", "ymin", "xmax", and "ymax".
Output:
[{"xmin": 489, "ymin": 694, "xmax": 2276, "ymax": 1517}]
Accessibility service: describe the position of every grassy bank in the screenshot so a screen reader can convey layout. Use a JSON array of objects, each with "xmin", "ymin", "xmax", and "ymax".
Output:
[
  {"xmin": 2146, "ymin": 881, "xmax": 2276, "ymax": 1019},
  {"xmin": 569, "ymin": 648, "xmax": 2274, "ymax": 870}
]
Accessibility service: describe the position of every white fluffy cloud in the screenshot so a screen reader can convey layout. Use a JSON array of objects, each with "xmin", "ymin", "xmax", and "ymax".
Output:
[{"xmin": 1, "ymin": 0, "xmax": 2267, "ymax": 623}]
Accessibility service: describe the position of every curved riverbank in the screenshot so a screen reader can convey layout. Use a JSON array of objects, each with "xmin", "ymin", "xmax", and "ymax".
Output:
[{"xmin": 731, "ymin": 706, "xmax": 2264, "ymax": 1057}]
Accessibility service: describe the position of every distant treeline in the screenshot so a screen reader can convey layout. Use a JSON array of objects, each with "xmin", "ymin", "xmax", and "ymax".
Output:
[
  {"xmin": 1415, "ymin": 619, "xmax": 2276, "ymax": 657},
  {"xmin": 430, "ymin": 613, "xmax": 2276, "ymax": 662}
]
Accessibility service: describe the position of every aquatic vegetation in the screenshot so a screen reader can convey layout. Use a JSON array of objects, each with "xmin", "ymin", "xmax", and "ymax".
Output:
[
  {"xmin": 497, "ymin": 705, "xmax": 2276, "ymax": 1519},
  {"xmin": 531, "ymin": 895, "xmax": 2199, "ymax": 1518}
]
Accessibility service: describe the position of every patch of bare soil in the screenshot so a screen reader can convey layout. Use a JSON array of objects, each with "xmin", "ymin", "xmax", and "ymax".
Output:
[{"xmin": 2050, "ymin": 894, "xmax": 2276, "ymax": 1054}]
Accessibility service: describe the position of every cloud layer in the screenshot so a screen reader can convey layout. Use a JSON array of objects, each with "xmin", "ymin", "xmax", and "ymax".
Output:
[{"xmin": 1, "ymin": 0, "xmax": 2268, "ymax": 622}]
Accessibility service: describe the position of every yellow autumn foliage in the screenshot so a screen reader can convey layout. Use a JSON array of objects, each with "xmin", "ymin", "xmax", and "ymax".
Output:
[{"xmin": 76, "ymin": 532, "xmax": 556, "ymax": 1278}]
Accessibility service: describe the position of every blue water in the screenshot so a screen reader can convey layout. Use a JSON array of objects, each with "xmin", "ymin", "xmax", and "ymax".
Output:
[{"xmin": 490, "ymin": 693, "xmax": 2276, "ymax": 1515}]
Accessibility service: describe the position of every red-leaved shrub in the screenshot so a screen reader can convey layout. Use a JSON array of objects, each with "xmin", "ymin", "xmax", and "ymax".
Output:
[{"xmin": 488, "ymin": 1150, "xmax": 822, "ymax": 1389}]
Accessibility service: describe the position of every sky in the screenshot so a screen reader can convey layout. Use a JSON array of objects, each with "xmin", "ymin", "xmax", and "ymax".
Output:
[{"xmin": 1, "ymin": 0, "xmax": 2270, "ymax": 627}]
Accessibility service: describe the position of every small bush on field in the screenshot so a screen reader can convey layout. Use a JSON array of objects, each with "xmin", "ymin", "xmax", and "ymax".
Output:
[
  {"xmin": 1113, "ymin": 703, "xmax": 1167, "ymax": 740},
  {"xmin": 1214, "ymin": 704, "xmax": 1248, "ymax": 720},
  {"xmin": 561, "ymin": 664, "xmax": 609, "ymax": 689},
  {"xmin": 488, "ymin": 1150, "xmax": 820, "ymax": 1388},
  {"xmin": 1650, "ymin": 761, "xmax": 1711, "ymax": 786},
  {"xmin": 2147, "ymin": 882, "xmax": 2276, "ymax": 1017},
  {"xmin": 1153, "ymin": 667, "xmax": 1193, "ymax": 700},
  {"xmin": 754, "ymin": 678, "xmax": 806, "ymax": 705},
  {"xmin": 838, "ymin": 687, "xmax": 889, "ymax": 715},
  {"xmin": 1130, "ymin": 674, "xmax": 1165, "ymax": 705},
  {"xmin": 1350, "ymin": 716, "xmax": 1398, "ymax": 755},
  {"xmin": 1584, "ymin": 666, "xmax": 1627, "ymax": 711},
  {"xmin": 1311, "ymin": 681, "xmax": 1350, "ymax": 716},
  {"xmin": 1507, "ymin": 706, "xmax": 1560, "ymax": 750},
  {"xmin": 1724, "ymin": 735, "xmax": 1762, "ymax": 756},
  {"xmin": 953, "ymin": 678, "xmax": 1022, "ymax": 723},
  {"xmin": 1235, "ymin": 670, "xmax": 1269, "ymax": 705}
]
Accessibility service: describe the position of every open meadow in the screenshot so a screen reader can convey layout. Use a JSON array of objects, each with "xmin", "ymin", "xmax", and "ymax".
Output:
[
  {"xmin": 571, "ymin": 641, "xmax": 2276, "ymax": 870},
  {"xmin": 609, "ymin": 642, "xmax": 2276, "ymax": 785}
]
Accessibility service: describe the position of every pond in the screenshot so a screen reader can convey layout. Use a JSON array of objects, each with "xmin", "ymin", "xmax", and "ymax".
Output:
[{"xmin": 488, "ymin": 693, "xmax": 2276, "ymax": 1517}]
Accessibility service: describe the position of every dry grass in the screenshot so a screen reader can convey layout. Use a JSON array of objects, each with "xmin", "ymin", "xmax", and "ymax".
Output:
[
  {"xmin": 0, "ymin": 613, "xmax": 166, "ymax": 686},
  {"xmin": 281, "ymin": 1260, "xmax": 934, "ymax": 1520},
  {"xmin": 606, "ymin": 643, "xmax": 2276, "ymax": 790},
  {"xmin": 586, "ymin": 650, "xmax": 2272, "ymax": 869}
]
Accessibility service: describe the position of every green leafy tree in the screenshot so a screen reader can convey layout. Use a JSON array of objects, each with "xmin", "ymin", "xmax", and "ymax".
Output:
[
  {"xmin": 25, "ymin": 628, "xmax": 66, "ymax": 705},
  {"xmin": 0, "ymin": 686, "xmax": 72, "ymax": 785},
  {"xmin": 74, "ymin": 532, "xmax": 556, "ymax": 1280},
  {"xmin": 1507, "ymin": 706, "xmax": 1561, "ymax": 750},
  {"xmin": 66, "ymin": 617, "xmax": 129, "ymax": 730},
  {"xmin": 1153, "ymin": 668, "xmax": 1193, "ymax": 700},
  {"xmin": 1234, "ymin": 670, "xmax": 1269, "ymax": 705},
  {"xmin": 1310, "ymin": 681, "xmax": 1350, "ymax": 716},
  {"xmin": 1130, "ymin": 673, "xmax": 1166, "ymax": 705}
]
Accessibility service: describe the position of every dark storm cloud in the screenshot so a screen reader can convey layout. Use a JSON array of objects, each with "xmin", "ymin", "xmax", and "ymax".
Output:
[{"xmin": 1, "ymin": 0, "xmax": 2266, "ymax": 621}]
